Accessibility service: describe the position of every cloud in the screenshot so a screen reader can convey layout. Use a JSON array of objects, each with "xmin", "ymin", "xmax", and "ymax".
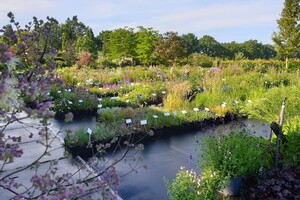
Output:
[
  {"xmin": 0, "ymin": 0, "xmax": 54, "ymax": 22},
  {"xmin": 150, "ymin": 1, "xmax": 280, "ymax": 33},
  {"xmin": 0, "ymin": 0, "xmax": 283, "ymax": 43}
]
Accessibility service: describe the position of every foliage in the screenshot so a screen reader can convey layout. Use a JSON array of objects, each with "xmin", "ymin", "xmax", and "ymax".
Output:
[
  {"xmin": 198, "ymin": 35, "xmax": 224, "ymax": 57},
  {"xmin": 76, "ymin": 50, "xmax": 94, "ymax": 67},
  {"xmin": 240, "ymin": 86, "xmax": 300, "ymax": 123},
  {"xmin": 200, "ymin": 129, "xmax": 269, "ymax": 178},
  {"xmin": 165, "ymin": 166, "xmax": 226, "ymax": 200},
  {"xmin": 75, "ymin": 27, "xmax": 97, "ymax": 55},
  {"xmin": 93, "ymin": 123, "xmax": 119, "ymax": 141},
  {"xmin": 282, "ymin": 116, "xmax": 300, "ymax": 166},
  {"xmin": 52, "ymin": 87, "xmax": 99, "ymax": 118},
  {"xmin": 65, "ymin": 128, "xmax": 89, "ymax": 146},
  {"xmin": 1, "ymin": 14, "xmax": 145, "ymax": 199},
  {"xmin": 164, "ymin": 167, "xmax": 202, "ymax": 200},
  {"xmin": 272, "ymin": 0, "xmax": 300, "ymax": 67},
  {"xmin": 181, "ymin": 33, "xmax": 199, "ymax": 57},
  {"xmin": 163, "ymin": 81, "xmax": 190, "ymax": 111},
  {"xmin": 153, "ymin": 32, "xmax": 185, "ymax": 66},
  {"xmin": 103, "ymin": 27, "xmax": 136, "ymax": 65},
  {"xmin": 98, "ymin": 107, "xmax": 124, "ymax": 124},
  {"xmin": 0, "ymin": 13, "xmax": 104, "ymax": 199},
  {"xmin": 249, "ymin": 166, "xmax": 300, "ymax": 200},
  {"xmin": 135, "ymin": 26, "xmax": 159, "ymax": 66},
  {"xmin": 189, "ymin": 53, "xmax": 213, "ymax": 67}
]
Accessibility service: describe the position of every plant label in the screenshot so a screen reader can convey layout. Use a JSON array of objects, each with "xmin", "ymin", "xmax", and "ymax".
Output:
[
  {"xmin": 164, "ymin": 112, "xmax": 170, "ymax": 116},
  {"xmin": 125, "ymin": 119, "xmax": 132, "ymax": 124},
  {"xmin": 87, "ymin": 128, "xmax": 92, "ymax": 135},
  {"xmin": 140, "ymin": 120, "xmax": 147, "ymax": 125}
]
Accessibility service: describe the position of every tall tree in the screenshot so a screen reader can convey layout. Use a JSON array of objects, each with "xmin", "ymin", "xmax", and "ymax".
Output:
[
  {"xmin": 181, "ymin": 33, "xmax": 199, "ymax": 58},
  {"xmin": 61, "ymin": 16, "xmax": 86, "ymax": 47},
  {"xmin": 272, "ymin": 0, "xmax": 300, "ymax": 68},
  {"xmin": 61, "ymin": 16, "xmax": 86, "ymax": 66},
  {"xmin": 242, "ymin": 40, "xmax": 264, "ymax": 59},
  {"xmin": 75, "ymin": 27, "xmax": 97, "ymax": 56},
  {"xmin": 153, "ymin": 31, "xmax": 185, "ymax": 66},
  {"xmin": 97, "ymin": 30, "xmax": 112, "ymax": 55},
  {"xmin": 221, "ymin": 41, "xmax": 242, "ymax": 59},
  {"xmin": 135, "ymin": 26, "xmax": 159, "ymax": 66},
  {"xmin": 105, "ymin": 27, "xmax": 136, "ymax": 63},
  {"xmin": 198, "ymin": 35, "xmax": 223, "ymax": 57}
]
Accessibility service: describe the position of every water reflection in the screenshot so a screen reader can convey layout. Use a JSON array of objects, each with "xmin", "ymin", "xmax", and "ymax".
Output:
[{"xmin": 49, "ymin": 116, "xmax": 97, "ymax": 137}]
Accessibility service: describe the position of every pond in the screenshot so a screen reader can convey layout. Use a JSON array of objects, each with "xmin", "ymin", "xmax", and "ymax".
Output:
[{"xmin": 50, "ymin": 117, "xmax": 270, "ymax": 200}]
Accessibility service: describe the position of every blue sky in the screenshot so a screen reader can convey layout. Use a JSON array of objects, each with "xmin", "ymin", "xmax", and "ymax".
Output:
[{"xmin": 0, "ymin": 0, "xmax": 284, "ymax": 44}]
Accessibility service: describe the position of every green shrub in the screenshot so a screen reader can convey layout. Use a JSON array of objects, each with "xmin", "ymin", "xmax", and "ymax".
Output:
[
  {"xmin": 65, "ymin": 128, "xmax": 89, "ymax": 146},
  {"xmin": 189, "ymin": 53, "xmax": 213, "ymax": 68},
  {"xmin": 98, "ymin": 107, "xmax": 123, "ymax": 124},
  {"xmin": 93, "ymin": 123, "xmax": 118, "ymax": 141},
  {"xmin": 201, "ymin": 131, "xmax": 268, "ymax": 178},
  {"xmin": 282, "ymin": 116, "xmax": 300, "ymax": 167},
  {"xmin": 165, "ymin": 167, "xmax": 224, "ymax": 200},
  {"xmin": 240, "ymin": 86, "xmax": 300, "ymax": 123},
  {"xmin": 52, "ymin": 88, "xmax": 98, "ymax": 117},
  {"xmin": 164, "ymin": 167, "xmax": 202, "ymax": 200}
]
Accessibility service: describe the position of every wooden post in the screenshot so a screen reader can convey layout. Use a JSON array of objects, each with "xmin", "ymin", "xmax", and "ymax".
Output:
[{"xmin": 275, "ymin": 98, "xmax": 287, "ymax": 168}]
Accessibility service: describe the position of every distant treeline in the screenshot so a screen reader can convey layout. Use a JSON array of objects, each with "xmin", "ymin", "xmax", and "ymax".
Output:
[{"xmin": 1, "ymin": 15, "xmax": 299, "ymax": 67}]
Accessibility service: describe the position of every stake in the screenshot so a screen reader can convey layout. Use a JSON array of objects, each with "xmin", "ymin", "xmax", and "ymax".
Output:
[{"xmin": 275, "ymin": 97, "xmax": 287, "ymax": 168}]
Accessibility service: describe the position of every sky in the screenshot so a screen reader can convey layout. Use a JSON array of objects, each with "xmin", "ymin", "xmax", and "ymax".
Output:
[{"xmin": 0, "ymin": 0, "xmax": 284, "ymax": 44}]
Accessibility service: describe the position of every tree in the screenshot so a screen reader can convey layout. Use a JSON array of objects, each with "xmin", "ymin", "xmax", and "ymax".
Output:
[
  {"xmin": 272, "ymin": 0, "xmax": 300, "ymax": 68},
  {"xmin": 153, "ymin": 31, "xmax": 185, "ymax": 66},
  {"xmin": 198, "ymin": 35, "xmax": 223, "ymax": 57},
  {"xmin": 102, "ymin": 27, "xmax": 136, "ymax": 66},
  {"xmin": 75, "ymin": 27, "xmax": 97, "ymax": 56},
  {"xmin": 77, "ymin": 50, "xmax": 94, "ymax": 67},
  {"xmin": 135, "ymin": 26, "xmax": 159, "ymax": 66},
  {"xmin": 241, "ymin": 40, "xmax": 265, "ymax": 59},
  {"xmin": 221, "ymin": 41, "xmax": 242, "ymax": 59},
  {"xmin": 61, "ymin": 16, "xmax": 86, "ymax": 66},
  {"xmin": 61, "ymin": 16, "xmax": 86, "ymax": 48},
  {"xmin": 97, "ymin": 30, "xmax": 112, "ymax": 55},
  {"xmin": 180, "ymin": 33, "xmax": 199, "ymax": 58}
]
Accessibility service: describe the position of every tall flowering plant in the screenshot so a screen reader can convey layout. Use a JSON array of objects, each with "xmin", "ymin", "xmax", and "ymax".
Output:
[{"xmin": 0, "ymin": 13, "xmax": 145, "ymax": 199}]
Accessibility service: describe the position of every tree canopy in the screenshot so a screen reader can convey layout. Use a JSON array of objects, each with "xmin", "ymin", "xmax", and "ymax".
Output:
[{"xmin": 272, "ymin": 0, "xmax": 300, "ymax": 67}]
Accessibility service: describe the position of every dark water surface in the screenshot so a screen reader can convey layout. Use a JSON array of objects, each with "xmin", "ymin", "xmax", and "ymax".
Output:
[
  {"xmin": 50, "ymin": 117, "xmax": 270, "ymax": 200},
  {"xmin": 49, "ymin": 116, "xmax": 97, "ymax": 137},
  {"xmin": 101, "ymin": 119, "xmax": 270, "ymax": 200}
]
